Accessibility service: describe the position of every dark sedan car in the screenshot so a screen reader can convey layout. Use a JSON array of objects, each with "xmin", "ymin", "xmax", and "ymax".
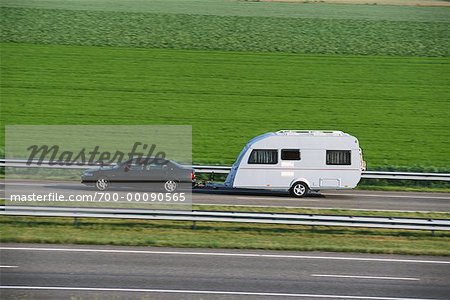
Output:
[{"xmin": 81, "ymin": 157, "xmax": 195, "ymax": 191}]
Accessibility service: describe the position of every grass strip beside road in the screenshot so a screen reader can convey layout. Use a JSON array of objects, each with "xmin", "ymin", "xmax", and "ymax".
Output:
[{"xmin": 1, "ymin": 212, "xmax": 449, "ymax": 256}]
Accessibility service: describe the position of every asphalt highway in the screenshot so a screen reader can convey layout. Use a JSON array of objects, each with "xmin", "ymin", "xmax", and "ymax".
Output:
[
  {"xmin": 1, "ymin": 244, "xmax": 449, "ymax": 300},
  {"xmin": 193, "ymin": 188, "xmax": 450, "ymax": 212},
  {"xmin": 2, "ymin": 180, "xmax": 450, "ymax": 212}
]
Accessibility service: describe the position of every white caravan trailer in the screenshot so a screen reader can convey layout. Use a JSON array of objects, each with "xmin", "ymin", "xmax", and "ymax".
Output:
[{"xmin": 224, "ymin": 130, "xmax": 365, "ymax": 197}]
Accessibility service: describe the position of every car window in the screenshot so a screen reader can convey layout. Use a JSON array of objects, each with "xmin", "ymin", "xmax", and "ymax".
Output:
[
  {"xmin": 147, "ymin": 162, "xmax": 165, "ymax": 170},
  {"xmin": 128, "ymin": 158, "xmax": 147, "ymax": 171}
]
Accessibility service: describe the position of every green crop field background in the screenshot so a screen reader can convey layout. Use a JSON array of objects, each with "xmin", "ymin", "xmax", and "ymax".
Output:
[{"xmin": 1, "ymin": 0, "xmax": 449, "ymax": 169}]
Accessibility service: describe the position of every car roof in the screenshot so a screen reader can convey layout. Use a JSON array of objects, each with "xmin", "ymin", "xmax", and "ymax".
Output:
[{"xmin": 127, "ymin": 157, "xmax": 170, "ymax": 163}]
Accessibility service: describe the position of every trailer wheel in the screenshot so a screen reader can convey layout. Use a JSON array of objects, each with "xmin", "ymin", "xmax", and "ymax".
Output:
[{"xmin": 290, "ymin": 182, "xmax": 309, "ymax": 198}]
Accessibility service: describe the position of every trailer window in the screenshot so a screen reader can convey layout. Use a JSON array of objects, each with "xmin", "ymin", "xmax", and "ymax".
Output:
[
  {"xmin": 281, "ymin": 149, "xmax": 301, "ymax": 160},
  {"xmin": 326, "ymin": 150, "xmax": 351, "ymax": 165},
  {"xmin": 248, "ymin": 149, "xmax": 278, "ymax": 164}
]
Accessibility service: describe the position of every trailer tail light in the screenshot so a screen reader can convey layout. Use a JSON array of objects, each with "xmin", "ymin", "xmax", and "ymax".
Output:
[
  {"xmin": 359, "ymin": 149, "xmax": 366, "ymax": 171},
  {"xmin": 191, "ymin": 170, "xmax": 196, "ymax": 181}
]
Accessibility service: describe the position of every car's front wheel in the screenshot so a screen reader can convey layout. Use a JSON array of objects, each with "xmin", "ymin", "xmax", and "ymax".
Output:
[
  {"xmin": 96, "ymin": 177, "xmax": 110, "ymax": 191},
  {"xmin": 164, "ymin": 180, "xmax": 178, "ymax": 192}
]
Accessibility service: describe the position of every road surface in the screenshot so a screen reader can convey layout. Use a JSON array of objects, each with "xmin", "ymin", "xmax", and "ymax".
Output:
[
  {"xmin": 193, "ymin": 188, "xmax": 450, "ymax": 212},
  {"xmin": 2, "ymin": 180, "xmax": 450, "ymax": 212},
  {"xmin": 1, "ymin": 244, "xmax": 449, "ymax": 299}
]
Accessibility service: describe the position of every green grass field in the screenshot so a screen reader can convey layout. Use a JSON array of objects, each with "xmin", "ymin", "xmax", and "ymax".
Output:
[
  {"xmin": 1, "ymin": 0, "xmax": 449, "ymax": 170},
  {"xmin": 1, "ymin": 43, "xmax": 449, "ymax": 168}
]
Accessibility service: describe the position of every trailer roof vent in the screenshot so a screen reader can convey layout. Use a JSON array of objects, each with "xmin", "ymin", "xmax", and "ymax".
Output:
[{"xmin": 276, "ymin": 130, "xmax": 346, "ymax": 136}]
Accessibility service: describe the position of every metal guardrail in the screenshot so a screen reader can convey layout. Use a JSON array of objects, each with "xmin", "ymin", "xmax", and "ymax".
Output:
[
  {"xmin": 1, "ymin": 206, "xmax": 449, "ymax": 231},
  {"xmin": 362, "ymin": 171, "xmax": 450, "ymax": 181},
  {"xmin": 0, "ymin": 159, "xmax": 97, "ymax": 169},
  {"xmin": 191, "ymin": 166, "xmax": 450, "ymax": 181},
  {"xmin": 186, "ymin": 166, "xmax": 450, "ymax": 181},
  {"xmin": 191, "ymin": 165, "xmax": 231, "ymax": 174},
  {"xmin": 1, "ymin": 159, "xmax": 450, "ymax": 181}
]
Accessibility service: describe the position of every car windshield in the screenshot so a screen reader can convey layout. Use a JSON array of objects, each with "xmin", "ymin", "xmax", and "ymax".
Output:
[{"xmin": 169, "ymin": 160, "xmax": 184, "ymax": 168}]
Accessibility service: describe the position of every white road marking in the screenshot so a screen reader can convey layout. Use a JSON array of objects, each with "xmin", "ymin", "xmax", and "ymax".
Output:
[
  {"xmin": 312, "ymin": 274, "xmax": 419, "ymax": 281},
  {"xmin": 1, "ymin": 246, "xmax": 449, "ymax": 265},
  {"xmin": 236, "ymin": 196, "xmax": 318, "ymax": 202},
  {"xmin": 0, "ymin": 266, "xmax": 18, "ymax": 268},
  {"xmin": 0, "ymin": 286, "xmax": 438, "ymax": 300},
  {"xmin": 322, "ymin": 193, "xmax": 449, "ymax": 200}
]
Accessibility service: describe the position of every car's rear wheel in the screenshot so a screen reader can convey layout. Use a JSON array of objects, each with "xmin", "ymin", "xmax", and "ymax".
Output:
[
  {"xmin": 96, "ymin": 177, "xmax": 110, "ymax": 191},
  {"xmin": 164, "ymin": 180, "xmax": 178, "ymax": 192},
  {"xmin": 290, "ymin": 182, "xmax": 308, "ymax": 198}
]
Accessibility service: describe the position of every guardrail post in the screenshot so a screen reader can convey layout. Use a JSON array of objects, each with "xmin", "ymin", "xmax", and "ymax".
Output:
[
  {"xmin": 73, "ymin": 217, "xmax": 80, "ymax": 227},
  {"xmin": 192, "ymin": 221, "xmax": 197, "ymax": 230},
  {"xmin": 209, "ymin": 172, "xmax": 215, "ymax": 182}
]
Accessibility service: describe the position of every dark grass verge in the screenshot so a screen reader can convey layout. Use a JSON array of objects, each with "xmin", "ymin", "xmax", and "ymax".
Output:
[{"xmin": 1, "ymin": 7, "xmax": 448, "ymax": 57}]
